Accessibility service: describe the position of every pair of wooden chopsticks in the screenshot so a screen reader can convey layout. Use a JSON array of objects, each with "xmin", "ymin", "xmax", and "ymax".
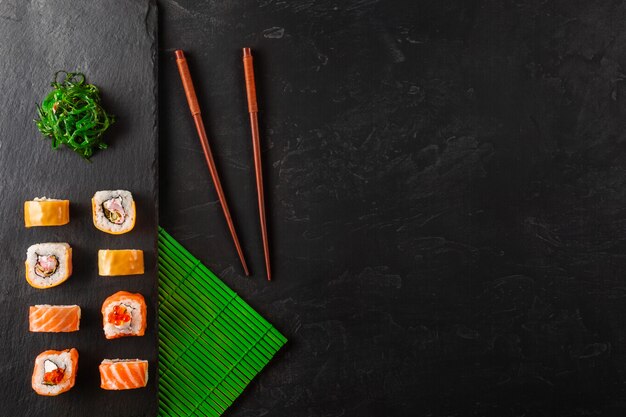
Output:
[{"xmin": 174, "ymin": 49, "xmax": 271, "ymax": 281}]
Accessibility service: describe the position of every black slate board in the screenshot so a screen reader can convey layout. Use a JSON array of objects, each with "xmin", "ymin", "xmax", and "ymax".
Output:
[{"xmin": 0, "ymin": 1, "xmax": 158, "ymax": 416}]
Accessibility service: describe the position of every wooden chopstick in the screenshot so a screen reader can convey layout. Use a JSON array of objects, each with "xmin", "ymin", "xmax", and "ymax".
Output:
[
  {"xmin": 174, "ymin": 49, "xmax": 250, "ymax": 276},
  {"xmin": 242, "ymin": 48, "xmax": 271, "ymax": 281}
]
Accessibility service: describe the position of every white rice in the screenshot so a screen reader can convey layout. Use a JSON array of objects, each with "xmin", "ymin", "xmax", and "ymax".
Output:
[
  {"xmin": 101, "ymin": 359, "xmax": 147, "ymax": 364},
  {"xmin": 33, "ymin": 304, "xmax": 80, "ymax": 312},
  {"xmin": 92, "ymin": 190, "xmax": 135, "ymax": 233},
  {"xmin": 103, "ymin": 298, "xmax": 144, "ymax": 338},
  {"xmin": 32, "ymin": 351, "xmax": 75, "ymax": 395},
  {"xmin": 32, "ymin": 197, "xmax": 63, "ymax": 201},
  {"xmin": 26, "ymin": 243, "xmax": 71, "ymax": 288}
]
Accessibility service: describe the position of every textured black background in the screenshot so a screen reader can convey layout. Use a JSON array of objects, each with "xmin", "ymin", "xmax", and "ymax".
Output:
[
  {"xmin": 159, "ymin": 1, "xmax": 626, "ymax": 416},
  {"xmin": 0, "ymin": 1, "xmax": 158, "ymax": 416}
]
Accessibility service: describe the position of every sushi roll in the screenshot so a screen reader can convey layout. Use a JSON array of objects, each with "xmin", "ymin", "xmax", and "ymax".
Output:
[
  {"xmin": 101, "ymin": 291, "xmax": 146, "ymax": 339},
  {"xmin": 29, "ymin": 305, "xmax": 81, "ymax": 333},
  {"xmin": 25, "ymin": 243, "xmax": 72, "ymax": 289},
  {"xmin": 24, "ymin": 197, "xmax": 70, "ymax": 227},
  {"xmin": 32, "ymin": 348, "xmax": 78, "ymax": 396},
  {"xmin": 98, "ymin": 249, "xmax": 144, "ymax": 276},
  {"xmin": 92, "ymin": 190, "xmax": 136, "ymax": 234},
  {"xmin": 99, "ymin": 359, "xmax": 148, "ymax": 390}
]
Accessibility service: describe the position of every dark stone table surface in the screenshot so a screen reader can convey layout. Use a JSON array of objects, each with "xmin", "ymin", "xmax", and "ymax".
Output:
[{"xmin": 159, "ymin": 1, "xmax": 626, "ymax": 416}]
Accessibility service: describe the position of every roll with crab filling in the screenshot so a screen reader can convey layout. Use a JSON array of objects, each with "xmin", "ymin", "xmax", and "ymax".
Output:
[
  {"xmin": 92, "ymin": 190, "xmax": 136, "ymax": 234},
  {"xmin": 24, "ymin": 197, "xmax": 70, "ymax": 227},
  {"xmin": 25, "ymin": 243, "xmax": 72, "ymax": 289},
  {"xmin": 102, "ymin": 291, "xmax": 146, "ymax": 339},
  {"xmin": 32, "ymin": 348, "xmax": 78, "ymax": 396}
]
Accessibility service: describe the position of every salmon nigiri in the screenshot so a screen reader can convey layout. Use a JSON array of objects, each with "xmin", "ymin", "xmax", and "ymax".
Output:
[
  {"xmin": 29, "ymin": 305, "xmax": 81, "ymax": 333},
  {"xmin": 99, "ymin": 359, "xmax": 148, "ymax": 390}
]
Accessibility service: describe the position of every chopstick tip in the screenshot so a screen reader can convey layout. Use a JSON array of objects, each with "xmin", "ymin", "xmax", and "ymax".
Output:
[
  {"xmin": 243, "ymin": 47, "xmax": 252, "ymax": 57},
  {"xmin": 174, "ymin": 49, "xmax": 185, "ymax": 59}
]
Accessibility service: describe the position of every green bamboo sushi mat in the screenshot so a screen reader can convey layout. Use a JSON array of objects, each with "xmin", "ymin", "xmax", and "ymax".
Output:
[{"xmin": 157, "ymin": 228, "xmax": 287, "ymax": 417}]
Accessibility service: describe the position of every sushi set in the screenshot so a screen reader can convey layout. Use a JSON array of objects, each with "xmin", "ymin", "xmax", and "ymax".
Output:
[
  {"xmin": 1, "ymin": 1, "xmax": 160, "ymax": 415},
  {"xmin": 25, "ymin": 192, "xmax": 149, "ymax": 394}
]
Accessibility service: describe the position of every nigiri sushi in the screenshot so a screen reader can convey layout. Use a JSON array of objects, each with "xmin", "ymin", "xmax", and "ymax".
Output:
[
  {"xmin": 25, "ymin": 243, "xmax": 72, "ymax": 289},
  {"xmin": 32, "ymin": 348, "xmax": 78, "ymax": 396},
  {"xmin": 29, "ymin": 305, "xmax": 80, "ymax": 333},
  {"xmin": 101, "ymin": 291, "xmax": 146, "ymax": 339},
  {"xmin": 99, "ymin": 359, "xmax": 148, "ymax": 390},
  {"xmin": 92, "ymin": 190, "xmax": 135, "ymax": 234},
  {"xmin": 24, "ymin": 197, "xmax": 70, "ymax": 227}
]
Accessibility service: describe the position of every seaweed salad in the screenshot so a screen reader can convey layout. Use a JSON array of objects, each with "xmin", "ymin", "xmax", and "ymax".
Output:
[{"xmin": 35, "ymin": 71, "xmax": 115, "ymax": 159}]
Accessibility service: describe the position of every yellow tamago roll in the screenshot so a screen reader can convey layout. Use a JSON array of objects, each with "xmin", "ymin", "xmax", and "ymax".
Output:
[
  {"xmin": 24, "ymin": 198, "xmax": 69, "ymax": 227},
  {"xmin": 98, "ymin": 249, "xmax": 144, "ymax": 276}
]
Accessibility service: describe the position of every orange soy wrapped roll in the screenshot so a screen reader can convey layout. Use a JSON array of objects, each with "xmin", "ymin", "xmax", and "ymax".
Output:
[
  {"xmin": 98, "ymin": 249, "xmax": 144, "ymax": 276},
  {"xmin": 101, "ymin": 291, "xmax": 146, "ymax": 339},
  {"xmin": 25, "ymin": 243, "xmax": 72, "ymax": 289},
  {"xmin": 32, "ymin": 348, "xmax": 78, "ymax": 396},
  {"xmin": 29, "ymin": 305, "xmax": 81, "ymax": 333},
  {"xmin": 92, "ymin": 190, "xmax": 135, "ymax": 234},
  {"xmin": 24, "ymin": 198, "xmax": 69, "ymax": 227},
  {"xmin": 99, "ymin": 359, "xmax": 148, "ymax": 390}
]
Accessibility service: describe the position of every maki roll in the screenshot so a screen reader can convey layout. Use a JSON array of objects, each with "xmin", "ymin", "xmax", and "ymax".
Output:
[
  {"xmin": 32, "ymin": 348, "xmax": 78, "ymax": 396},
  {"xmin": 99, "ymin": 359, "xmax": 148, "ymax": 390},
  {"xmin": 98, "ymin": 249, "xmax": 144, "ymax": 276},
  {"xmin": 92, "ymin": 190, "xmax": 135, "ymax": 234},
  {"xmin": 25, "ymin": 243, "xmax": 72, "ymax": 289},
  {"xmin": 101, "ymin": 291, "xmax": 146, "ymax": 339},
  {"xmin": 24, "ymin": 197, "xmax": 70, "ymax": 227},
  {"xmin": 29, "ymin": 305, "xmax": 81, "ymax": 333}
]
